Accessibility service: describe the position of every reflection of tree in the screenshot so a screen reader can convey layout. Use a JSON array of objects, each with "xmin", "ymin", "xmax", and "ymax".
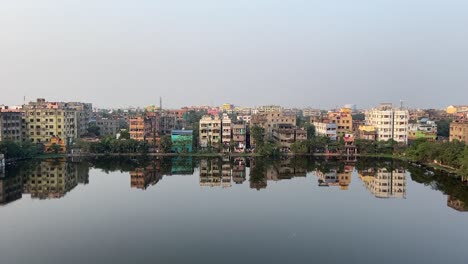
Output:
[{"xmin": 249, "ymin": 158, "xmax": 268, "ymax": 190}]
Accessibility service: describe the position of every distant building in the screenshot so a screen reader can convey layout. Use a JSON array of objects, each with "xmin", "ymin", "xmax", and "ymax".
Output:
[
  {"xmin": 0, "ymin": 109, "xmax": 23, "ymax": 142},
  {"xmin": 272, "ymin": 124, "xmax": 307, "ymax": 152},
  {"xmin": 365, "ymin": 103, "xmax": 409, "ymax": 144},
  {"xmin": 255, "ymin": 105, "xmax": 283, "ymax": 114},
  {"xmin": 95, "ymin": 118, "xmax": 119, "ymax": 137},
  {"xmin": 357, "ymin": 125, "xmax": 377, "ymax": 141},
  {"xmin": 408, "ymin": 118, "xmax": 437, "ymax": 142},
  {"xmin": 328, "ymin": 108, "xmax": 353, "ymax": 137},
  {"xmin": 450, "ymin": 120, "xmax": 468, "ymax": 143},
  {"xmin": 129, "ymin": 116, "xmax": 146, "ymax": 141},
  {"xmin": 44, "ymin": 136, "xmax": 66, "ymax": 153},
  {"xmin": 171, "ymin": 130, "xmax": 193, "ymax": 153},
  {"xmin": 250, "ymin": 111, "xmax": 297, "ymax": 148},
  {"xmin": 313, "ymin": 121, "xmax": 337, "ymax": 141}
]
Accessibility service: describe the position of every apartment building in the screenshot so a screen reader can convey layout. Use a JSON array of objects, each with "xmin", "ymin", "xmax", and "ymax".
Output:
[
  {"xmin": 272, "ymin": 124, "xmax": 307, "ymax": 152},
  {"xmin": 0, "ymin": 109, "xmax": 23, "ymax": 142},
  {"xmin": 365, "ymin": 103, "xmax": 409, "ymax": 144},
  {"xmin": 251, "ymin": 111, "xmax": 297, "ymax": 143},
  {"xmin": 129, "ymin": 116, "xmax": 146, "ymax": 141},
  {"xmin": 199, "ymin": 115, "xmax": 221, "ymax": 149},
  {"xmin": 221, "ymin": 113, "xmax": 232, "ymax": 149},
  {"xmin": 95, "ymin": 118, "xmax": 119, "ymax": 137},
  {"xmin": 255, "ymin": 105, "xmax": 283, "ymax": 114},
  {"xmin": 22, "ymin": 99, "xmax": 85, "ymax": 144},
  {"xmin": 450, "ymin": 120, "xmax": 468, "ymax": 143},
  {"xmin": 313, "ymin": 121, "xmax": 337, "ymax": 141},
  {"xmin": 232, "ymin": 123, "xmax": 247, "ymax": 152},
  {"xmin": 357, "ymin": 125, "xmax": 377, "ymax": 141},
  {"xmin": 328, "ymin": 108, "xmax": 353, "ymax": 137}
]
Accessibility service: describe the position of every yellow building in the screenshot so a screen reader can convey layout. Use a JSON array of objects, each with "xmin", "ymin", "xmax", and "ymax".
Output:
[
  {"xmin": 328, "ymin": 108, "xmax": 353, "ymax": 137},
  {"xmin": 22, "ymin": 99, "xmax": 83, "ymax": 144}
]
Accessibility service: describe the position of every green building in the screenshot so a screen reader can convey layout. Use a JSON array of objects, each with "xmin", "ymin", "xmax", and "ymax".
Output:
[{"xmin": 171, "ymin": 130, "xmax": 193, "ymax": 153}]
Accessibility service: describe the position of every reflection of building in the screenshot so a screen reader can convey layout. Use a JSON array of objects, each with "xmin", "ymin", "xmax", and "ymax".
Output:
[
  {"xmin": 22, "ymin": 160, "xmax": 84, "ymax": 199},
  {"xmin": 232, "ymin": 158, "xmax": 246, "ymax": 184},
  {"xmin": 0, "ymin": 174, "xmax": 23, "ymax": 205},
  {"xmin": 130, "ymin": 163, "xmax": 163, "ymax": 190},
  {"xmin": 199, "ymin": 159, "xmax": 225, "ymax": 187},
  {"xmin": 447, "ymin": 196, "xmax": 468, "ymax": 212},
  {"xmin": 337, "ymin": 165, "xmax": 353, "ymax": 190},
  {"xmin": 171, "ymin": 157, "xmax": 194, "ymax": 175},
  {"xmin": 267, "ymin": 158, "xmax": 307, "ymax": 181},
  {"xmin": 221, "ymin": 158, "xmax": 232, "ymax": 188},
  {"xmin": 358, "ymin": 167, "xmax": 406, "ymax": 198}
]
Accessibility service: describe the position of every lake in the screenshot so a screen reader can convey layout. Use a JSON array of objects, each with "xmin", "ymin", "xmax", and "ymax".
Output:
[{"xmin": 1, "ymin": 157, "xmax": 467, "ymax": 264}]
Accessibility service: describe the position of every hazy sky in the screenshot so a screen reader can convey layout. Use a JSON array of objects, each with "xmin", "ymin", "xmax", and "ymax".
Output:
[{"xmin": 1, "ymin": 0, "xmax": 467, "ymax": 109}]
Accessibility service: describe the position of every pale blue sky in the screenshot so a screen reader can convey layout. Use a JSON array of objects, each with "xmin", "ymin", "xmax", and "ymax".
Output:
[{"xmin": 0, "ymin": 0, "xmax": 467, "ymax": 109}]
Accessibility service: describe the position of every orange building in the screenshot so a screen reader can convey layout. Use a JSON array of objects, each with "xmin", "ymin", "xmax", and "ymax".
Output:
[{"xmin": 44, "ymin": 136, "xmax": 66, "ymax": 153}]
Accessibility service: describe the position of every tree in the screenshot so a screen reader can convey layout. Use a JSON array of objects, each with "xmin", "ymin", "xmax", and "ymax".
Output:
[
  {"xmin": 87, "ymin": 124, "xmax": 101, "ymax": 136},
  {"xmin": 120, "ymin": 130, "xmax": 130, "ymax": 140},
  {"xmin": 436, "ymin": 119, "xmax": 451, "ymax": 137},
  {"xmin": 251, "ymin": 126, "xmax": 265, "ymax": 149},
  {"xmin": 51, "ymin": 143, "xmax": 61, "ymax": 154},
  {"xmin": 160, "ymin": 135, "xmax": 172, "ymax": 153},
  {"xmin": 306, "ymin": 124, "xmax": 316, "ymax": 139}
]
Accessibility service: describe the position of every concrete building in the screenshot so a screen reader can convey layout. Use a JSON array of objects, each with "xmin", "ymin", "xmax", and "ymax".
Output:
[
  {"xmin": 199, "ymin": 115, "xmax": 221, "ymax": 149},
  {"xmin": 236, "ymin": 115, "xmax": 251, "ymax": 124},
  {"xmin": 171, "ymin": 130, "xmax": 193, "ymax": 153},
  {"xmin": 129, "ymin": 116, "xmax": 146, "ymax": 141},
  {"xmin": 272, "ymin": 124, "xmax": 308, "ymax": 152},
  {"xmin": 450, "ymin": 120, "xmax": 468, "ymax": 143},
  {"xmin": 313, "ymin": 121, "xmax": 337, "ymax": 141},
  {"xmin": 255, "ymin": 105, "xmax": 283, "ymax": 114},
  {"xmin": 95, "ymin": 118, "xmax": 119, "ymax": 137},
  {"xmin": 328, "ymin": 108, "xmax": 353, "ymax": 137},
  {"xmin": 250, "ymin": 111, "xmax": 297, "ymax": 148},
  {"xmin": 357, "ymin": 125, "xmax": 377, "ymax": 141},
  {"xmin": 0, "ymin": 109, "xmax": 23, "ymax": 142},
  {"xmin": 365, "ymin": 103, "xmax": 409, "ymax": 144},
  {"xmin": 221, "ymin": 113, "xmax": 232, "ymax": 150},
  {"xmin": 232, "ymin": 123, "xmax": 247, "ymax": 153},
  {"xmin": 22, "ymin": 99, "xmax": 86, "ymax": 145}
]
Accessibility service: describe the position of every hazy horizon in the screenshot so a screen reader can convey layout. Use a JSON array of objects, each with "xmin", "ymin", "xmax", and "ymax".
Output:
[{"xmin": 1, "ymin": 0, "xmax": 467, "ymax": 109}]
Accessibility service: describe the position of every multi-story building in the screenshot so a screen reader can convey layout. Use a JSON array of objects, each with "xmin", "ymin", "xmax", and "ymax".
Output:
[
  {"xmin": 236, "ymin": 115, "xmax": 251, "ymax": 124},
  {"xmin": 450, "ymin": 120, "xmax": 468, "ymax": 143},
  {"xmin": 408, "ymin": 118, "xmax": 438, "ymax": 142},
  {"xmin": 313, "ymin": 121, "xmax": 337, "ymax": 140},
  {"xmin": 272, "ymin": 124, "xmax": 307, "ymax": 152},
  {"xmin": 95, "ymin": 117, "xmax": 119, "ymax": 137},
  {"xmin": 365, "ymin": 103, "xmax": 409, "ymax": 144},
  {"xmin": 255, "ymin": 105, "xmax": 283, "ymax": 114},
  {"xmin": 129, "ymin": 116, "xmax": 145, "ymax": 141},
  {"xmin": 221, "ymin": 113, "xmax": 232, "ymax": 149},
  {"xmin": 357, "ymin": 125, "xmax": 377, "ymax": 141},
  {"xmin": 302, "ymin": 108, "xmax": 321, "ymax": 118},
  {"xmin": 250, "ymin": 111, "xmax": 297, "ymax": 147},
  {"xmin": 328, "ymin": 108, "xmax": 353, "ymax": 137},
  {"xmin": 199, "ymin": 115, "xmax": 221, "ymax": 149},
  {"xmin": 232, "ymin": 123, "xmax": 247, "ymax": 152},
  {"xmin": 0, "ymin": 109, "xmax": 23, "ymax": 142},
  {"xmin": 22, "ymin": 99, "xmax": 86, "ymax": 145}
]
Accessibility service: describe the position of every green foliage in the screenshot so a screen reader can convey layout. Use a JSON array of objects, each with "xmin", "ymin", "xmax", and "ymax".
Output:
[
  {"xmin": 436, "ymin": 119, "xmax": 451, "ymax": 137},
  {"xmin": 87, "ymin": 124, "xmax": 101, "ymax": 136},
  {"xmin": 119, "ymin": 130, "xmax": 130, "ymax": 140},
  {"xmin": 290, "ymin": 140, "xmax": 309, "ymax": 154},
  {"xmin": 159, "ymin": 135, "xmax": 172, "ymax": 153},
  {"xmin": 81, "ymin": 136, "xmax": 149, "ymax": 154},
  {"xmin": 51, "ymin": 143, "xmax": 61, "ymax": 154},
  {"xmin": 0, "ymin": 141, "xmax": 43, "ymax": 159},
  {"xmin": 306, "ymin": 124, "xmax": 316, "ymax": 139},
  {"xmin": 250, "ymin": 126, "xmax": 265, "ymax": 149}
]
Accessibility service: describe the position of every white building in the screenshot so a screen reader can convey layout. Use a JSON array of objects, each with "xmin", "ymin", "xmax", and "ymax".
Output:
[
  {"xmin": 365, "ymin": 103, "xmax": 409, "ymax": 144},
  {"xmin": 199, "ymin": 115, "xmax": 221, "ymax": 149},
  {"xmin": 221, "ymin": 113, "xmax": 232, "ymax": 148},
  {"xmin": 313, "ymin": 122, "xmax": 337, "ymax": 141}
]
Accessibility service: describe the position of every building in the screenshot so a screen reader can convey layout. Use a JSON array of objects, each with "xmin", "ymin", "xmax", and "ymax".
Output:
[
  {"xmin": 255, "ymin": 105, "xmax": 283, "ymax": 114},
  {"xmin": 302, "ymin": 108, "xmax": 321, "ymax": 118},
  {"xmin": 95, "ymin": 118, "xmax": 119, "ymax": 137},
  {"xmin": 232, "ymin": 123, "xmax": 247, "ymax": 153},
  {"xmin": 199, "ymin": 115, "xmax": 221, "ymax": 149},
  {"xmin": 221, "ymin": 113, "xmax": 232, "ymax": 150},
  {"xmin": 0, "ymin": 173, "xmax": 23, "ymax": 205},
  {"xmin": 272, "ymin": 124, "xmax": 307, "ymax": 152},
  {"xmin": 250, "ymin": 111, "xmax": 297, "ymax": 148},
  {"xmin": 129, "ymin": 116, "xmax": 146, "ymax": 141},
  {"xmin": 313, "ymin": 121, "xmax": 337, "ymax": 141},
  {"xmin": 365, "ymin": 103, "xmax": 409, "ymax": 144},
  {"xmin": 357, "ymin": 125, "xmax": 377, "ymax": 141},
  {"xmin": 0, "ymin": 109, "xmax": 23, "ymax": 142},
  {"xmin": 22, "ymin": 98, "xmax": 87, "ymax": 145},
  {"xmin": 408, "ymin": 118, "xmax": 437, "ymax": 142},
  {"xmin": 328, "ymin": 108, "xmax": 353, "ymax": 137},
  {"xmin": 236, "ymin": 115, "xmax": 251, "ymax": 124},
  {"xmin": 171, "ymin": 130, "xmax": 193, "ymax": 153},
  {"xmin": 450, "ymin": 120, "xmax": 468, "ymax": 143}
]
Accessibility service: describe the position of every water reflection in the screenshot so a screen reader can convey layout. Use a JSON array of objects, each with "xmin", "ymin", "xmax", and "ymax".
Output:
[{"xmin": 0, "ymin": 157, "xmax": 467, "ymax": 212}]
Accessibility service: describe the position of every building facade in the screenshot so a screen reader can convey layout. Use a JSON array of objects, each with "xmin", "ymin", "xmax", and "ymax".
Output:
[
  {"xmin": 0, "ymin": 109, "xmax": 23, "ymax": 142},
  {"xmin": 365, "ymin": 103, "xmax": 409, "ymax": 144},
  {"xmin": 199, "ymin": 115, "xmax": 221, "ymax": 149},
  {"xmin": 313, "ymin": 121, "xmax": 337, "ymax": 141},
  {"xmin": 450, "ymin": 121, "xmax": 468, "ymax": 143},
  {"xmin": 328, "ymin": 108, "xmax": 353, "ymax": 137}
]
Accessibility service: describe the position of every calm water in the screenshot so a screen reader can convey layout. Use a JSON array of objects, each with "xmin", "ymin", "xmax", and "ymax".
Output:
[{"xmin": 1, "ymin": 157, "xmax": 467, "ymax": 264}]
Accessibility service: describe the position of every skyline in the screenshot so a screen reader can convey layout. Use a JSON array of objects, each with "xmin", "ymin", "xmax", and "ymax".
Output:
[{"xmin": 1, "ymin": 1, "xmax": 467, "ymax": 109}]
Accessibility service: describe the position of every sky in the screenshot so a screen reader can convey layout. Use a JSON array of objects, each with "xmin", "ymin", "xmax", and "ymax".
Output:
[{"xmin": 0, "ymin": 0, "xmax": 467, "ymax": 109}]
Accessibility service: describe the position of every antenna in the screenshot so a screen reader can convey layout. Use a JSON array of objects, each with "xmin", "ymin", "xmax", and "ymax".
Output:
[
  {"xmin": 400, "ymin": 100, "xmax": 404, "ymax": 109},
  {"xmin": 160, "ymin": 97, "xmax": 162, "ymax": 111}
]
